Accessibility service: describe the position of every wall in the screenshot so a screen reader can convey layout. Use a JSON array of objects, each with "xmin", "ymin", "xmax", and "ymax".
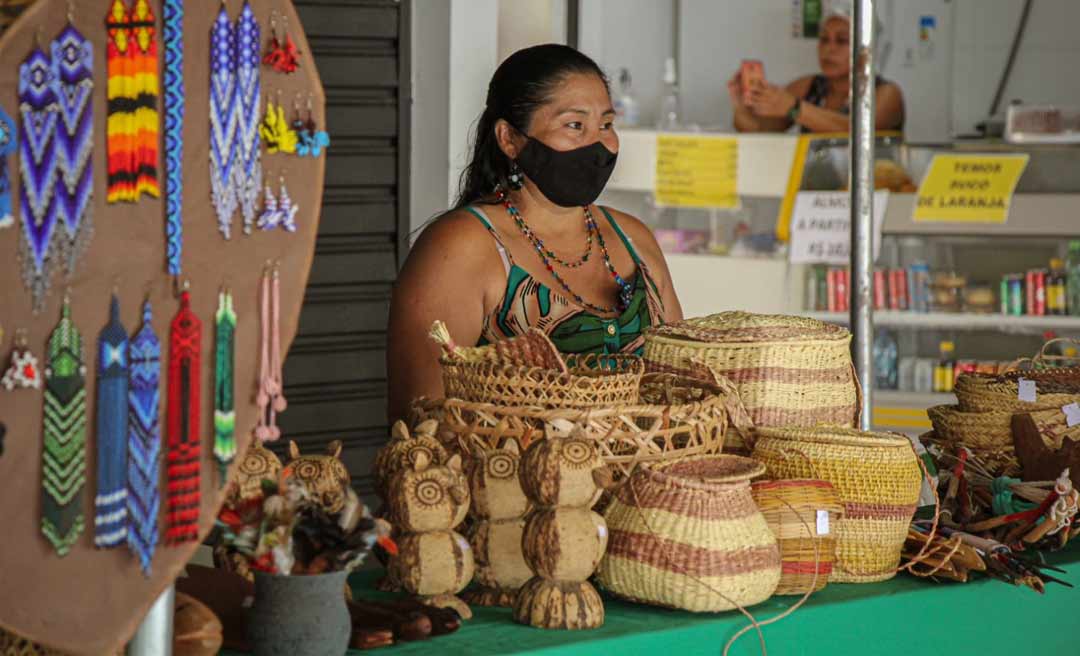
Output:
[
  {"xmin": 498, "ymin": 0, "xmax": 567, "ymax": 63},
  {"xmin": 952, "ymin": 0, "xmax": 1080, "ymax": 135},
  {"xmin": 409, "ymin": 1, "xmax": 452, "ymax": 239}
]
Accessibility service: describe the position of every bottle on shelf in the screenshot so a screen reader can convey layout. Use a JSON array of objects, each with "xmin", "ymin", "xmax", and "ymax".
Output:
[
  {"xmin": 933, "ymin": 341, "xmax": 956, "ymax": 393},
  {"xmin": 613, "ymin": 68, "xmax": 640, "ymax": 128},
  {"xmin": 872, "ymin": 329, "xmax": 898, "ymax": 390},
  {"xmin": 1047, "ymin": 259, "xmax": 1067, "ymax": 316},
  {"xmin": 1067, "ymin": 241, "xmax": 1080, "ymax": 316},
  {"xmin": 656, "ymin": 57, "xmax": 682, "ymax": 131}
]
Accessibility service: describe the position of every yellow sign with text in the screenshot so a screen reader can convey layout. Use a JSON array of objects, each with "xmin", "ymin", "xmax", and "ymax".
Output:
[
  {"xmin": 655, "ymin": 135, "xmax": 738, "ymax": 208},
  {"xmin": 913, "ymin": 154, "xmax": 1029, "ymax": 223}
]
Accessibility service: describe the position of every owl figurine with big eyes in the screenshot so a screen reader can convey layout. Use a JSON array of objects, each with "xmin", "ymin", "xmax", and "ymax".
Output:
[
  {"xmin": 514, "ymin": 429, "xmax": 612, "ymax": 630},
  {"xmin": 461, "ymin": 437, "xmax": 531, "ymax": 607},
  {"xmin": 387, "ymin": 450, "xmax": 475, "ymax": 619}
]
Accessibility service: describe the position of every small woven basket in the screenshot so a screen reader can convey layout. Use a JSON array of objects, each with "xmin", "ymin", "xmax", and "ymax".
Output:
[
  {"xmin": 411, "ymin": 373, "xmax": 728, "ymax": 479},
  {"xmin": 926, "ymin": 404, "xmax": 1014, "ymax": 449},
  {"xmin": 751, "ymin": 479, "xmax": 844, "ymax": 595},
  {"xmin": 955, "ymin": 372, "xmax": 1080, "ymax": 413},
  {"xmin": 751, "ymin": 427, "xmax": 922, "ymax": 584},
  {"xmin": 643, "ymin": 312, "xmax": 860, "ymax": 430},
  {"xmin": 440, "ymin": 353, "xmax": 644, "ymax": 410},
  {"xmin": 598, "ymin": 456, "xmax": 780, "ymax": 612}
]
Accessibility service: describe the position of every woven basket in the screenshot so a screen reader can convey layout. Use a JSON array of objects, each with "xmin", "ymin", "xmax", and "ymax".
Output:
[
  {"xmin": 955, "ymin": 372, "xmax": 1080, "ymax": 413},
  {"xmin": 440, "ymin": 353, "xmax": 644, "ymax": 410},
  {"xmin": 751, "ymin": 427, "xmax": 921, "ymax": 583},
  {"xmin": 411, "ymin": 373, "xmax": 728, "ymax": 479},
  {"xmin": 751, "ymin": 479, "xmax": 844, "ymax": 595},
  {"xmin": 643, "ymin": 312, "xmax": 860, "ymax": 432},
  {"xmin": 921, "ymin": 433, "xmax": 1021, "ymax": 478},
  {"xmin": 926, "ymin": 404, "xmax": 1015, "ymax": 449},
  {"xmin": 598, "ymin": 456, "xmax": 780, "ymax": 612}
]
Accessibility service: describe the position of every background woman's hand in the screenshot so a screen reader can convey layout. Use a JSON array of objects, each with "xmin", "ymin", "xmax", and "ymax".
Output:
[
  {"xmin": 749, "ymin": 83, "xmax": 798, "ymax": 119},
  {"xmin": 727, "ymin": 72, "xmax": 747, "ymax": 110}
]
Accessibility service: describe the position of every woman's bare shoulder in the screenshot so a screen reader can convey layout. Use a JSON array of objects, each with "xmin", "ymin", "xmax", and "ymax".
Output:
[{"xmin": 598, "ymin": 207, "xmax": 664, "ymax": 262}]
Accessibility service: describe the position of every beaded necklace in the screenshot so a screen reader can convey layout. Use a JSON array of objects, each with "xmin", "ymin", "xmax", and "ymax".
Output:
[
  {"xmin": 496, "ymin": 187, "xmax": 633, "ymax": 313},
  {"xmin": 497, "ymin": 188, "xmax": 593, "ymax": 269}
]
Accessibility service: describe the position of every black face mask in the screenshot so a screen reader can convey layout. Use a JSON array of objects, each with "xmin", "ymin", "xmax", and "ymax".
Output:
[{"xmin": 513, "ymin": 136, "xmax": 618, "ymax": 207}]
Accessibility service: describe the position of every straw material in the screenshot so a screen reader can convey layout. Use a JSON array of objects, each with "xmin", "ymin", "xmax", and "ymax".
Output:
[
  {"xmin": 751, "ymin": 427, "xmax": 921, "ymax": 583},
  {"xmin": 922, "ymin": 433, "xmax": 1022, "ymax": 478},
  {"xmin": 955, "ymin": 372, "xmax": 1080, "ymax": 413},
  {"xmin": 598, "ymin": 456, "xmax": 781, "ymax": 612},
  {"xmin": 751, "ymin": 479, "xmax": 843, "ymax": 595},
  {"xmin": 643, "ymin": 312, "xmax": 859, "ymax": 430},
  {"xmin": 440, "ymin": 353, "xmax": 644, "ymax": 410},
  {"xmin": 927, "ymin": 404, "xmax": 1014, "ymax": 449},
  {"xmin": 411, "ymin": 373, "xmax": 728, "ymax": 479}
]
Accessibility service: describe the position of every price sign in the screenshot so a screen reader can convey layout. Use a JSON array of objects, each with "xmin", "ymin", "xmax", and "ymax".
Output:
[
  {"xmin": 788, "ymin": 191, "xmax": 889, "ymax": 264},
  {"xmin": 913, "ymin": 154, "xmax": 1028, "ymax": 223},
  {"xmin": 654, "ymin": 135, "xmax": 738, "ymax": 208}
]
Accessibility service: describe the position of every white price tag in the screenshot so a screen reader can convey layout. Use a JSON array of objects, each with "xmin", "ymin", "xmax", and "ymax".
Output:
[
  {"xmin": 1018, "ymin": 378, "xmax": 1037, "ymax": 403},
  {"xmin": 816, "ymin": 509, "xmax": 830, "ymax": 536},
  {"xmin": 1064, "ymin": 402, "xmax": 1080, "ymax": 427}
]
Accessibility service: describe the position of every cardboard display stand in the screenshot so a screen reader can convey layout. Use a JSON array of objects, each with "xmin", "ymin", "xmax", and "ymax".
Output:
[{"xmin": 0, "ymin": 1, "xmax": 325, "ymax": 653}]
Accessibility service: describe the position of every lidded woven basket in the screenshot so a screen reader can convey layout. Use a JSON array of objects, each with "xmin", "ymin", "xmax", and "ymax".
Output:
[
  {"xmin": 597, "ymin": 455, "xmax": 780, "ymax": 612},
  {"xmin": 750, "ymin": 479, "xmax": 843, "ymax": 595},
  {"xmin": 643, "ymin": 312, "xmax": 860, "ymax": 430},
  {"xmin": 751, "ymin": 427, "xmax": 921, "ymax": 584}
]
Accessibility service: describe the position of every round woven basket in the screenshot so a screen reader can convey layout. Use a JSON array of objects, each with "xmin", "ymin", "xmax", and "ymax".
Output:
[
  {"xmin": 926, "ymin": 404, "xmax": 1013, "ymax": 449},
  {"xmin": 598, "ymin": 456, "xmax": 780, "ymax": 612},
  {"xmin": 643, "ymin": 312, "xmax": 860, "ymax": 430},
  {"xmin": 955, "ymin": 372, "xmax": 1080, "ymax": 413},
  {"xmin": 412, "ymin": 373, "xmax": 728, "ymax": 479},
  {"xmin": 750, "ymin": 479, "xmax": 843, "ymax": 595},
  {"xmin": 751, "ymin": 427, "xmax": 921, "ymax": 584},
  {"xmin": 441, "ymin": 353, "xmax": 644, "ymax": 410}
]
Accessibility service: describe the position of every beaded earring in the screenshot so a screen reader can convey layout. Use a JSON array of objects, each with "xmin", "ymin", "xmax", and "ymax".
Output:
[
  {"xmin": 2, "ymin": 329, "xmax": 42, "ymax": 390},
  {"xmin": 507, "ymin": 161, "xmax": 525, "ymax": 190},
  {"xmin": 256, "ymin": 178, "xmax": 280, "ymax": 230},
  {"xmin": 295, "ymin": 94, "xmax": 329, "ymax": 157}
]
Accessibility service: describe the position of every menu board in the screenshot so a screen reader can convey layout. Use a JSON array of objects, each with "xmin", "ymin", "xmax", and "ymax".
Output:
[{"xmin": 654, "ymin": 134, "xmax": 738, "ymax": 208}]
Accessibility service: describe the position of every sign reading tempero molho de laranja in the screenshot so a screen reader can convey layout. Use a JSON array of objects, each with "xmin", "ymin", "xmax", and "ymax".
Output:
[
  {"xmin": 654, "ymin": 134, "xmax": 738, "ymax": 209},
  {"xmin": 913, "ymin": 153, "xmax": 1029, "ymax": 223}
]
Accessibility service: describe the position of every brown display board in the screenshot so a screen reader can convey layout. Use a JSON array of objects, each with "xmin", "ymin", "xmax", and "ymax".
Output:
[{"xmin": 0, "ymin": 1, "xmax": 324, "ymax": 653}]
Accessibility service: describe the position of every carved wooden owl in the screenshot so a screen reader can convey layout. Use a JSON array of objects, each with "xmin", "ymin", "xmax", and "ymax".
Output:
[
  {"xmin": 464, "ymin": 437, "xmax": 529, "ymax": 521},
  {"xmin": 224, "ymin": 442, "xmax": 283, "ymax": 509},
  {"xmin": 388, "ymin": 452, "xmax": 469, "ymax": 533},
  {"xmin": 373, "ymin": 419, "xmax": 448, "ymax": 504},
  {"xmin": 519, "ymin": 430, "xmax": 608, "ymax": 509},
  {"xmin": 280, "ymin": 440, "xmax": 351, "ymax": 514}
]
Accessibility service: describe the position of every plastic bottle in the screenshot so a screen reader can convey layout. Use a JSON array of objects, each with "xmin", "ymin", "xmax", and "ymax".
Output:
[
  {"xmin": 656, "ymin": 57, "xmax": 682, "ymax": 131},
  {"xmin": 613, "ymin": 68, "xmax": 640, "ymax": 128},
  {"xmin": 1048, "ymin": 258, "xmax": 1067, "ymax": 315},
  {"xmin": 872, "ymin": 330, "xmax": 898, "ymax": 390},
  {"xmin": 934, "ymin": 341, "xmax": 956, "ymax": 393},
  {"xmin": 1067, "ymin": 241, "xmax": 1080, "ymax": 316}
]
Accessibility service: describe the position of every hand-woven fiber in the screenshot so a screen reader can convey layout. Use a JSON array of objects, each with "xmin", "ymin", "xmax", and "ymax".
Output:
[
  {"xmin": 751, "ymin": 427, "xmax": 921, "ymax": 584},
  {"xmin": 926, "ymin": 404, "xmax": 1014, "ymax": 449},
  {"xmin": 0, "ymin": 1, "xmax": 324, "ymax": 653},
  {"xmin": 648, "ymin": 311, "xmax": 851, "ymax": 344},
  {"xmin": 955, "ymin": 370, "xmax": 1080, "ymax": 413}
]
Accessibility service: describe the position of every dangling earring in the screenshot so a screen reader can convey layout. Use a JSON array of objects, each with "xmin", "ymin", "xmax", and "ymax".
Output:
[
  {"xmin": 279, "ymin": 14, "xmax": 301, "ymax": 74},
  {"xmin": 260, "ymin": 92, "xmax": 280, "ymax": 153},
  {"xmin": 296, "ymin": 94, "xmax": 330, "ymax": 157},
  {"xmin": 2, "ymin": 329, "xmax": 42, "ymax": 391},
  {"xmin": 277, "ymin": 96, "xmax": 297, "ymax": 154},
  {"xmin": 262, "ymin": 11, "xmax": 284, "ymax": 70},
  {"xmin": 508, "ymin": 161, "xmax": 525, "ymax": 190},
  {"xmin": 257, "ymin": 177, "xmax": 281, "ymax": 230},
  {"xmin": 278, "ymin": 174, "xmax": 298, "ymax": 232}
]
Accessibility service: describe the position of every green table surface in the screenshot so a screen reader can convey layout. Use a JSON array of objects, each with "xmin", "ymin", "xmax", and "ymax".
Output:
[{"xmin": 226, "ymin": 543, "xmax": 1080, "ymax": 655}]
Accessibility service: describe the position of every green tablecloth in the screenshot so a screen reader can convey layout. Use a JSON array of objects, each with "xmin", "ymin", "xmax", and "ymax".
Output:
[{"xmin": 228, "ymin": 544, "xmax": 1080, "ymax": 655}]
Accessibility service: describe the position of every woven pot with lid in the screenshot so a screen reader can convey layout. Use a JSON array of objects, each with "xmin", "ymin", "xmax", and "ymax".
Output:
[
  {"xmin": 597, "ymin": 455, "xmax": 780, "ymax": 612},
  {"xmin": 644, "ymin": 312, "xmax": 860, "ymax": 430},
  {"xmin": 751, "ymin": 427, "xmax": 921, "ymax": 584}
]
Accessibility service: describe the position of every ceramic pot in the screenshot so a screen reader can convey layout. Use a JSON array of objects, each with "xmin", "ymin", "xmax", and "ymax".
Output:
[{"xmin": 246, "ymin": 571, "xmax": 350, "ymax": 656}]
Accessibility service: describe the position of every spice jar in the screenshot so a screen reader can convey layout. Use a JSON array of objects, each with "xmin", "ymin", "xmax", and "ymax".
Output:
[{"xmin": 930, "ymin": 272, "xmax": 966, "ymax": 313}]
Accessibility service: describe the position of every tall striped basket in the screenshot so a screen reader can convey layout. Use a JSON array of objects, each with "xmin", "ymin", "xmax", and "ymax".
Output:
[
  {"xmin": 597, "ymin": 456, "xmax": 780, "ymax": 612},
  {"xmin": 751, "ymin": 479, "xmax": 844, "ymax": 595},
  {"xmin": 643, "ymin": 312, "xmax": 861, "ymax": 445},
  {"xmin": 752, "ymin": 427, "xmax": 921, "ymax": 583}
]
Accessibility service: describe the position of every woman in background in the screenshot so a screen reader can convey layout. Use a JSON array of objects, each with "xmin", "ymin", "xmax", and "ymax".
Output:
[
  {"xmin": 386, "ymin": 44, "xmax": 683, "ymax": 423},
  {"xmin": 730, "ymin": 4, "xmax": 904, "ymax": 133}
]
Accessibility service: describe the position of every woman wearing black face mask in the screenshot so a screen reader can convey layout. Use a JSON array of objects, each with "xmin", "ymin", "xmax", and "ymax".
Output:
[{"xmin": 386, "ymin": 43, "xmax": 683, "ymax": 422}]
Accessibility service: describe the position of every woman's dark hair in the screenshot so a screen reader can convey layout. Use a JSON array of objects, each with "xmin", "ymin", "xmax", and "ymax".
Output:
[{"xmin": 454, "ymin": 44, "xmax": 609, "ymax": 208}]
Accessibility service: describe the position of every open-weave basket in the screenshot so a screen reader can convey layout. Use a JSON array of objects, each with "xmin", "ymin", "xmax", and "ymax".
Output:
[
  {"xmin": 643, "ymin": 312, "xmax": 860, "ymax": 430},
  {"xmin": 751, "ymin": 479, "xmax": 844, "ymax": 595},
  {"xmin": 926, "ymin": 404, "xmax": 1014, "ymax": 449},
  {"xmin": 440, "ymin": 353, "xmax": 644, "ymax": 409},
  {"xmin": 411, "ymin": 373, "xmax": 728, "ymax": 479},
  {"xmin": 598, "ymin": 456, "xmax": 780, "ymax": 612},
  {"xmin": 955, "ymin": 371, "xmax": 1080, "ymax": 413},
  {"xmin": 751, "ymin": 427, "xmax": 921, "ymax": 583}
]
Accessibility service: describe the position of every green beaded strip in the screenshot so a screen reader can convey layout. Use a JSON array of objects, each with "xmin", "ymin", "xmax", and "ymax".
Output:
[
  {"xmin": 213, "ymin": 289, "xmax": 236, "ymax": 485},
  {"xmin": 42, "ymin": 298, "xmax": 87, "ymax": 557}
]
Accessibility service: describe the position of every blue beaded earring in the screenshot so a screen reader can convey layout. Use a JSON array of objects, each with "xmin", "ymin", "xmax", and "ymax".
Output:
[{"xmin": 507, "ymin": 161, "xmax": 524, "ymax": 190}]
